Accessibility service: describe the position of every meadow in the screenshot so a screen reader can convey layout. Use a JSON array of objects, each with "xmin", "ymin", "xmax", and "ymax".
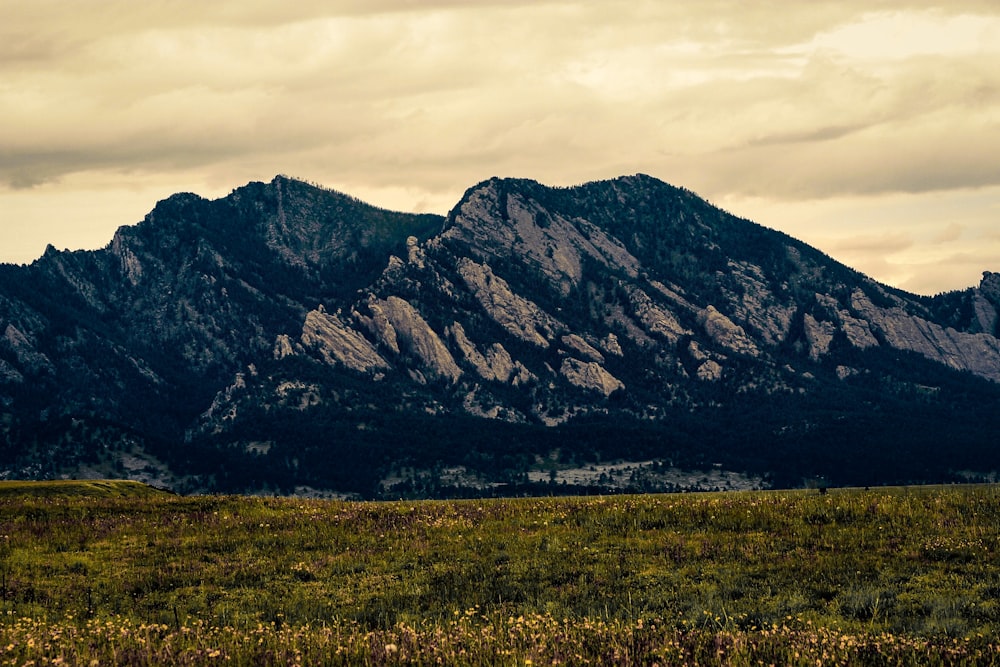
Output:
[{"xmin": 1, "ymin": 480, "xmax": 999, "ymax": 665}]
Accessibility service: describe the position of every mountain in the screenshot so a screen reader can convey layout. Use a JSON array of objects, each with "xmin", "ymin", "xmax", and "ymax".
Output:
[{"xmin": 2, "ymin": 174, "xmax": 999, "ymax": 497}]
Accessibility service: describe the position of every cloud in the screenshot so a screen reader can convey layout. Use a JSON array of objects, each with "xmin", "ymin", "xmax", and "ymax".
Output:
[
  {"xmin": 3, "ymin": 2, "xmax": 1000, "ymax": 198},
  {"xmin": 931, "ymin": 223, "xmax": 965, "ymax": 244},
  {"xmin": 824, "ymin": 232, "xmax": 915, "ymax": 256}
]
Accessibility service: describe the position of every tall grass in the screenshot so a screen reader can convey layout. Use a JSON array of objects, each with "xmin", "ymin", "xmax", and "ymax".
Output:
[{"xmin": 1, "ymin": 482, "xmax": 999, "ymax": 664}]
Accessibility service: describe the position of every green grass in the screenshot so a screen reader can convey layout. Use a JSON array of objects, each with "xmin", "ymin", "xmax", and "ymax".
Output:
[
  {"xmin": 0, "ymin": 479, "xmax": 170, "ymax": 499},
  {"xmin": 1, "ymin": 483, "xmax": 999, "ymax": 665}
]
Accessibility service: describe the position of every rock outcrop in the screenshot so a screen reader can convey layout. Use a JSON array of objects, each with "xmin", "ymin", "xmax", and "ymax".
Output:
[
  {"xmin": 273, "ymin": 334, "xmax": 296, "ymax": 360},
  {"xmin": 974, "ymin": 271, "xmax": 1000, "ymax": 335},
  {"xmin": 698, "ymin": 306, "xmax": 759, "ymax": 357},
  {"xmin": 457, "ymin": 258, "xmax": 562, "ymax": 348},
  {"xmin": 300, "ymin": 307, "xmax": 388, "ymax": 373},
  {"xmin": 366, "ymin": 296, "xmax": 462, "ymax": 383},
  {"xmin": 626, "ymin": 286, "xmax": 690, "ymax": 344},
  {"xmin": 849, "ymin": 290, "xmax": 1000, "ymax": 382},
  {"xmin": 443, "ymin": 181, "xmax": 641, "ymax": 295},
  {"xmin": 802, "ymin": 313, "xmax": 837, "ymax": 361},
  {"xmin": 2, "ymin": 324, "xmax": 54, "ymax": 375},
  {"xmin": 720, "ymin": 260, "xmax": 795, "ymax": 346},
  {"xmin": 560, "ymin": 334, "xmax": 605, "ymax": 364},
  {"xmin": 444, "ymin": 322, "xmax": 534, "ymax": 387},
  {"xmin": 559, "ymin": 358, "xmax": 624, "ymax": 396},
  {"xmin": 2, "ymin": 172, "xmax": 999, "ymax": 496}
]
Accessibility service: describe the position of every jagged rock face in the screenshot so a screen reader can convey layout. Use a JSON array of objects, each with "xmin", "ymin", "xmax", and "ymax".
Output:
[
  {"xmin": 802, "ymin": 313, "xmax": 837, "ymax": 361},
  {"xmin": 813, "ymin": 293, "xmax": 880, "ymax": 350},
  {"xmin": 559, "ymin": 358, "xmax": 624, "ymax": 396},
  {"xmin": 3, "ymin": 323, "xmax": 54, "ymax": 375},
  {"xmin": 720, "ymin": 260, "xmax": 795, "ymax": 346},
  {"xmin": 0, "ymin": 176, "xmax": 442, "ymax": 434},
  {"xmin": 560, "ymin": 334, "xmax": 605, "ymax": 364},
  {"xmin": 300, "ymin": 307, "xmax": 388, "ymax": 373},
  {"xmin": 449, "ymin": 322, "xmax": 519, "ymax": 384},
  {"xmin": 698, "ymin": 306, "xmax": 760, "ymax": 357},
  {"xmin": 2, "ymin": 172, "xmax": 1000, "ymax": 494},
  {"xmin": 625, "ymin": 286, "xmax": 691, "ymax": 345},
  {"xmin": 850, "ymin": 290, "xmax": 1000, "ymax": 382},
  {"xmin": 273, "ymin": 334, "xmax": 296, "ymax": 360},
  {"xmin": 367, "ymin": 296, "xmax": 462, "ymax": 383},
  {"xmin": 974, "ymin": 272, "xmax": 1000, "ymax": 335},
  {"xmin": 442, "ymin": 180, "xmax": 641, "ymax": 295},
  {"xmin": 456, "ymin": 258, "xmax": 562, "ymax": 348},
  {"xmin": 599, "ymin": 333, "xmax": 623, "ymax": 357},
  {"xmin": 696, "ymin": 359, "xmax": 723, "ymax": 382}
]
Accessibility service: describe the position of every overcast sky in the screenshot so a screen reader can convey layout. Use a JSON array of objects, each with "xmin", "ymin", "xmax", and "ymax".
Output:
[{"xmin": 2, "ymin": 1, "xmax": 999, "ymax": 295}]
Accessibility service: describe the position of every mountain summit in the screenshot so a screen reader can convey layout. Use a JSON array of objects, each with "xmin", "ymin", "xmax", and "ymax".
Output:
[{"xmin": 2, "ymin": 175, "xmax": 998, "ymax": 496}]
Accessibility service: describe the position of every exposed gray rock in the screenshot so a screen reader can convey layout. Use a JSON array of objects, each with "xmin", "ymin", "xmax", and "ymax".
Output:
[
  {"xmin": 275, "ymin": 380, "xmax": 322, "ymax": 410},
  {"xmin": 487, "ymin": 344, "xmax": 520, "ymax": 384},
  {"xmin": 448, "ymin": 322, "xmax": 515, "ymax": 383},
  {"xmin": 382, "ymin": 255, "xmax": 406, "ymax": 280},
  {"xmin": 626, "ymin": 286, "xmax": 690, "ymax": 344},
  {"xmin": 696, "ymin": 359, "xmax": 723, "ymax": 382},
  {"xmin": 373, "ymin": 296, "xmax": 462, "ymax": 383},
  {"xmin": 460, "ymin": 386, "xmax": 527, "ymax": 422},
  {"xmin": 973, "ymin": 272, "xmax": 1000, "ymax": 334},
  {"xmin": 3, "ymin": 324, "xmax": 54, "ymax": 374},
  {"xmin": 457, "ymin": 258, "xmax": 562, "ymax": 348},
  {"xmin": 839, "ymin": 313, "xmax": 880, "ymax": 350},
  {"xmin": 355, "ymin": 296, "xmax": 400, "ymax": 355},
  {"xmin": 4, "ymin": 171, "xmax": 1000, "ymax": 496},
  {"xmin": 722, "ymin": 260, "xmax": 795, "ymax": 345},
  {"xmin": 273, "ymin": 334, "xmax": 296, "ymax": 360},
  {"xmin": 300, "ymin": 307, "xmax": 388, "ymax": 373},
  {"xmin": 802, "ymin": 313, "xmax": 837, "ymax": 360},
  {"xmin": 444, "ymin": 183, "xmax": 641, "ymax": 295},
  {"xmin": 851, "ymin": 289, "xmax": 1000, "ymax": 381},
  {"xmin": 406, "ymin": 236, "xmax": 425, "ymax": 268},
  {"xmin": 600, "ymin": 333, "xmax": 623, "ymax": 357},
  {"xmin": 560, "ymin": 334, "xmax": 605, "ymax": 363},
  {"xmin": 973, "ymin": 294, "xmax": 998, "ymax": 335},
  {"xmin": 814, "ymin": 293, "xmax": 879, "ymax": 349},
  {"xmin": 559, "ymin": 357, "xmax": 624, "ymax": 396},
  {"xmin": 686, "ymin": 339, "xmax": 723, "ymax": 381},
  {"xmin": 687, "ymin": 339, "xmax": 710, "ymax": 363},
  {"xmin": 448, "ymin": 322, "xmax": 487, "ymax": 376},
  {"xmin": 601, "ymin": 300, "xmax": 656, "ymax": 348},
  {"xmin": 836, "ymin": 365, "xmax": 859, "ymax": 380},
  {"xmin": 111, "ymin": 234, "xmax": 144, "ymax": 286},
  {"xmin": 647, "ymin": 279, "xmax": 698, "ymax": 312},
  {"xmin": 698, "ymin": 306, "xmax": 759, "ymax": 357},
  {"xmin": 200, "ymin": 372, "xmax": 247, "ymax": 428},
  {"xmin": 507, "ymin": 356, "xmax": 536, "ymax": 386}
]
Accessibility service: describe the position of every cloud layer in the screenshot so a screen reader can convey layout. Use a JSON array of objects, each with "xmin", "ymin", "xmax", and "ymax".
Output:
[{"xmin": 2, "ymin": 1, "xmax": 999, "ymax": 293}]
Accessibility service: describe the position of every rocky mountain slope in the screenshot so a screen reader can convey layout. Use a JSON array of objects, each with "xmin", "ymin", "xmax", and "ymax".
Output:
[{"xmin": 2, "ymin": 174, "xmax": 998, "ymax": 496}]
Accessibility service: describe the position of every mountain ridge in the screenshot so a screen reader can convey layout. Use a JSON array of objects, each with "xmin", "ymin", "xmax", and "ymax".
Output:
[{"xmin": 1, "ymin": 174, "xmax": 998, "ymax": 496}]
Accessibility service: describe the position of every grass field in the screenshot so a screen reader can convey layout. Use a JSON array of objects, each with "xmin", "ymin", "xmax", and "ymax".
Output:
[{"xmin": 1, "ymin": 481, "xmax": 999, "ymax": 665}]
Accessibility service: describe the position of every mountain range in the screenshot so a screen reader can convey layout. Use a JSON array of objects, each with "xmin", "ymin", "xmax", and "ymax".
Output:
[{"xmin": 2, "ymin": 174, "xmax": 999, "ymax": 497}]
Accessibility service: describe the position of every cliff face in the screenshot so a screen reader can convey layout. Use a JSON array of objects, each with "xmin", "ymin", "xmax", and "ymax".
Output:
[
  {"xmin": 0, "ymin": 176, "xmax": 442, "ymax": 458},
  {"xmin": 1, "ymin": 174, "xmax": 999, "ymax": 495}
]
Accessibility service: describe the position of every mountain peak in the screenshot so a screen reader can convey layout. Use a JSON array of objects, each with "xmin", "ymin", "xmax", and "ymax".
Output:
[{"xmin": 2, "ymin": 173, "xmax": 999, "ymax": 496}]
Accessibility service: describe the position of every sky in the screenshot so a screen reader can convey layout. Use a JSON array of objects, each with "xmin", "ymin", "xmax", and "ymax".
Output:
[{"xmin": 2, "ymin": 2, "xmax": 1000, "ymax": 295}]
